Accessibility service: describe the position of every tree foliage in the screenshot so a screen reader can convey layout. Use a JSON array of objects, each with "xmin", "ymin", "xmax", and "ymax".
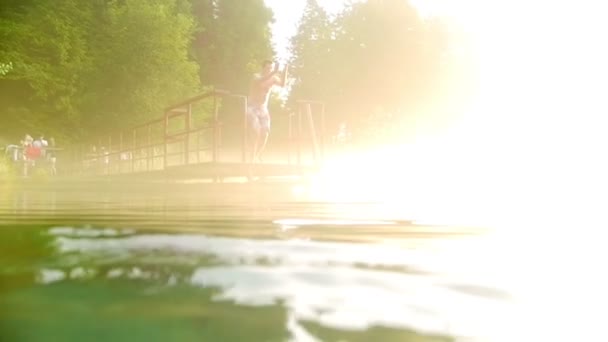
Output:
[
  {"xmin": 0, "ymin": 0, "xmax": 470, "ymax": 148},
  {"xmin": 0, "ymin": 0, "xmax": 276, "ymax": 144},
  {"xmin": 81, "ymin": 0, "xmax": 200, "ymax": 133},
  {"xmin": 288, "ymin": 0, "xmax": 473, "ymax": 140},
  {"xmin": 0, "ymin": 0, "xmax": 201, "ymax": 143},
  {"xmin": 192, "ymin": 0, "xmax": 274, "ymax": 94},
  {"xmin": 0, "ymin": 0, "xmax": 95, "ymax": 139},
  {"xmin": 288, "ymin": 0, "xmax": 333, "ymax": 102}
]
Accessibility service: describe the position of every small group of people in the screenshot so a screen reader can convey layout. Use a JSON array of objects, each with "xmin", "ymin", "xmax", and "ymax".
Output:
[{"xmin": 4, "ymin": 134, "xmax": 57, "ymax": 177}]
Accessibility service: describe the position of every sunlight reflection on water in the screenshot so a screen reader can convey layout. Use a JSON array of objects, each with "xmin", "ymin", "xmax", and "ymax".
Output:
[
  {"xmin": 41, "ymin": 227, "xmax": 521, "ymax": 342},
  {"xmin": 1, "ymin": 183, "xmax": 605, "ymax": 342}
]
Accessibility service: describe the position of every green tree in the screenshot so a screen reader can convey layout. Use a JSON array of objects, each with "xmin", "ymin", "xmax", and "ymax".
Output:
[
  {"xmin": 0, "ymin": 0, "xmax": 201, "ymax": 142},
  {"xmin": 287, "ymin": 0, "xmax": 467, "ymax": 141},
  {"xmin": 287, "ymin": 0, "xmax": 334, "ymax": 102},
  {"xmin": 192, "ymin": 0, "xmax": 274, "ymax": 94},
  {"xmin": 0, "ymin": 0, "xmax": 94, "ymax": 140},
  {"xmin": 0, "ymin": 0, "xmax": 278, "ymax": 147},
  {"xmin": 82, "ymin": 0, "xmax": 200, "ymax": 135}
]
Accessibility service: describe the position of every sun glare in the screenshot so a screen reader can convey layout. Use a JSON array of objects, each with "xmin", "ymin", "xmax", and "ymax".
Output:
[
  {"xmin": 312, "ymin": 0, "xmax": 607, "ymax": 230},
  {"xmin": 304, "ymin": 3, "xmax": 608, "ymax": 339}
]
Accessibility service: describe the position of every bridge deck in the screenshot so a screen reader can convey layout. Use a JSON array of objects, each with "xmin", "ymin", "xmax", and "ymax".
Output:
[{"xmin": 92, "ymin": 161, "xmax": 319, "ymax": 182}]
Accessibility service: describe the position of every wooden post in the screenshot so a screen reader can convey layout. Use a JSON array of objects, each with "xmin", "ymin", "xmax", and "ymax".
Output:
[
  {"xmin": 306, "ymin": 103, "xmax": 320, "ymax": 164},
  {"xmin": 107, "ymin": 135, "xmax": 112, "ymax": 175},
  {"xmin": 242, "ymin": 97, "xmax": 248, "ymax": 163},
  {"xmin": 320, "ymin": 103, "xmax": 326, "ymax": 163},
  {"xmin": 185, "ymin": 105, "xmax": 191, "ymax": 165},
  {"xmin": 119, "ymin": 132, "xmax": 123, "ymax": 174},
  {"xmin": 147, "ymin": 124, "xmax": 152, "ymax": 171},
  {"xmin": 163, "ymin": 113, "xmax": 168, "ymax": 169},
  {"xmin": 288, "ymin": 112, "xmax": 293, "ymax": 165},
  {"xmin": 212, "ymin": 93, "xmax": 219, "ymax": 163},
  {"xmin": 132, "ymin": 129, "xmax": 136, "ymax": 173},
  {"xmin": 97, "ymin": 139, "xmax": 102, "ymax": 176},
  {"xmin": 297, "ymin": 104, "xmax": 302, "ymax": 167},
  {"xmin": 196, "ymin": 131, "xmax": 201, "ymax": 164},
  {"xmin": 196, "ymin": 114, "xmax": 201, "ymax": 164}
]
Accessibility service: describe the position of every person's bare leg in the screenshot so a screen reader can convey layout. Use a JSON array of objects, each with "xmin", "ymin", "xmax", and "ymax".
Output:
[
  {"xmin": 249, "ymin": 131, "xmax": 260, "ymax": 164},
  {"xmin": 23, "ymin": 157, "xmax": 31, "ymax": 177},
  {"xmin": 255, "ymin": 131, "xmax": 269, "ymax": 163},
  {"xmin": 50, "ymin": 158, "xmax": 57, "ymax": 176},
  {"xmin": 246, "ymin": 129, "xmax": 259, "ymax": 181}
]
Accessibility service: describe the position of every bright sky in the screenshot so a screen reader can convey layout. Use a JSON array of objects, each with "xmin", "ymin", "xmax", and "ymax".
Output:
[{"xmin": 263, "ymin": 0, "xmax": 458, "ymax": 62}]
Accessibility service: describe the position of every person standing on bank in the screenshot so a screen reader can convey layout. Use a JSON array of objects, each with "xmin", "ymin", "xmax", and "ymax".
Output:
[{"xmin": 247, "ymin": 60, "xmax": 288, "ymax": 163}]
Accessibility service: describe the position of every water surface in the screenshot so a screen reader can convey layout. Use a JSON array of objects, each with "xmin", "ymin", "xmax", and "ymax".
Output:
[{"xmin": 0, "ymin": 180, "xmax": 519, "ymax": 342}]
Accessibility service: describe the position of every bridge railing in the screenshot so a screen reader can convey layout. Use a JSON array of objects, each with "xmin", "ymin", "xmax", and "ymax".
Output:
[
  {"xmin": 291, "ymin": 100, "xmax": 325, "ymax": 166},
  {"xmin": 77, "ymin": 89, "xmax": 325, "ymax": 177}
]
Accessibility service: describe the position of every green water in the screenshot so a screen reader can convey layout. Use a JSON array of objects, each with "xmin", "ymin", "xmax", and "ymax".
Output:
[{"xmin": 0, "ymin": 181, "xmax": 509, "ymax": 342}]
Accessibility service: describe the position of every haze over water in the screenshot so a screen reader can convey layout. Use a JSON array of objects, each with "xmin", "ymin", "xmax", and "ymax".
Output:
[
  {"xmin": 2, "ymin": 0, "xmax": 607, "ymax": 341},
  {"xmin": 0, "ymin": 178, "xmax": 604, "ymax": 342}
]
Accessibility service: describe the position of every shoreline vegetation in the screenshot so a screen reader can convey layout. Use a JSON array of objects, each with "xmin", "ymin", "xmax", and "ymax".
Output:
[{"xmin": 0, "ymin": 0, "xmax": 467, "ymax": 149}]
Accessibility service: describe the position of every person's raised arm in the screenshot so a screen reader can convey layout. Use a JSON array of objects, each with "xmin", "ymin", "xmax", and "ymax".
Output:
[
  {"xmin": 253, "ymin": 62, "xmax": 279, "ymax": 88},
  {"xmin": 279, "ymin": 65, "xmax": 288, "ymax": 87},
  {"xmin": 254, "ymin": 72, "xmax": 276, "ymax": 88},
  {"xmin": 255, "ymin": 63, "xmax": 288, "ymax": 89}
]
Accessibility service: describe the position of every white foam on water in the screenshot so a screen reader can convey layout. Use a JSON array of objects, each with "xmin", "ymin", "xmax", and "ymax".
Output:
[
  {"xmin": 37, "ymin": 269, "xmax": 66, "ymax": 284},
  {"xmin": 189, "ymin": 264, "xmax": 515, "ymax": 341},
  {"xmin": 51, "ymin": 230, "xmax": 520, "ymax": 341},
  {"xmin": 69, "ymin": 267, "xmax": 96, "ymax": 279},
  {"xmin": 48, "ymin": 226, "xmax": 136, "ymax": 237}
]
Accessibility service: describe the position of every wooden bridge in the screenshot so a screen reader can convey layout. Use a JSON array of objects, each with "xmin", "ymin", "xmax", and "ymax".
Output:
[{"xmin": 74, "ymin": 90, "xmax": 327, "ymax": 182}]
